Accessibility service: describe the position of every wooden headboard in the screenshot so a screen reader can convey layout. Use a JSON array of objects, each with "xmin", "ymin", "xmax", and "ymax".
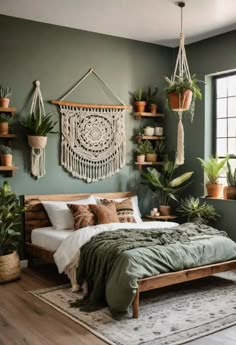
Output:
[{"xmin": 24, "ymin": 192, "xmax": 135, "ymax": 243}]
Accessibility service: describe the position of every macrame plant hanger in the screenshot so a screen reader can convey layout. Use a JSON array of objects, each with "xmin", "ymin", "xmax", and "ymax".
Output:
[
  {"xmin": 52, "ymin": 69, "xmax": 130, "ymax": 183},
  {"xmin": 172, "ymin": 2, "xmax": 191, "ymax": 165},
  {"xmin": 28, "ymin": 80, "xmax": 47, "ymax": 178}
]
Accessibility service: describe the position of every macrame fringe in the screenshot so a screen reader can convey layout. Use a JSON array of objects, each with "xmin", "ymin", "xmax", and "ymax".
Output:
[
  {"xmin": 31, "ymin": 148, "xmax": 45, "ymax": 178},
  {"xmin": 176, "ymin": 114, "xmax": 184, "ymax": 165}
]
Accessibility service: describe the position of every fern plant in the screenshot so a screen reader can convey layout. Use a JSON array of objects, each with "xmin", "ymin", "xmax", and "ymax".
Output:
[
  {"xmin": 177, "ymin": 196, "xmax": 219, "ymax": 224},
  {"xmin": 22, "ymin": 110, "xmax": 57, "ymax": 136},
  {"xmin": 226, "ymin": 161, "xmax": 236, "ymax": 187},
  {"xmin": 197, "ymin": 156, "xmax": 228, "ymax": 184}
]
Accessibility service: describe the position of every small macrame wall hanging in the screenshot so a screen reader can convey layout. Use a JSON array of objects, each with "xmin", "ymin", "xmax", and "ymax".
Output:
[
  {"xmin": 52, "ymin": 69, "xmax": 130, "ymax": 183},
  {"xmin": 28, "ymin": 80, "xmax": 47, "ymax": 178}
]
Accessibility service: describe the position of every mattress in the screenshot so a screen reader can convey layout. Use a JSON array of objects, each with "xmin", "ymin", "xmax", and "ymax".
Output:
[{"xmin": 31, "ymin": 227, "xmax": 73, "ymax": 252}]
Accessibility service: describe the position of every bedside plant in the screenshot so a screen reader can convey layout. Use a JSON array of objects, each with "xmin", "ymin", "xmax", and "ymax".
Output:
[
  {"xmin": 142, "ymin": 159, "xmax": 193, "ymax": 216},
  {"xmin": 0, "ymin": 85, "xmax": 12, "ymax": 108},
  {"xmin": 0, "ymin": 144, "xmax": 12, "ymax": 166},
  {"xmin": 197, "ymin": 156, "xmax": 228, "ymax": 198},
  {"xmin": 0, "ymin": 181, "xmax": 25, "ymax": 283},
  {"xmin": 224, "ymin": 161, "xmax": 236, "ymax": 200},
  {"xmin": 177, "ymin": 196, "xmax": 219, "ymax": 224}
]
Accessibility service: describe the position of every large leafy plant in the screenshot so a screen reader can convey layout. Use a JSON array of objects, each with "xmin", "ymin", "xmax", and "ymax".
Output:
[
  {"xmin": 22, "ymin": 109, "xmax": 57, "ymax": 136},
  {"xmin": 0, "ymin": 182, "xmax": 25, "ymax": 256},
  {"xmin": 142, "ymin": 159, "xmax": 193, "ymax": 205},
  {"xmin": 177, "ymin": 196, "xmax": 219, "ymax": 224},
  {"xmin": 197, "ymin": 156, "xmax": 228, "ymax": 184}
]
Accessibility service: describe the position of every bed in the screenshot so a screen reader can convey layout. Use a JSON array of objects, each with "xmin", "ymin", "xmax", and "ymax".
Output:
[{"xmin": 24, "ymin": 192, "xmax": 236, "ymax": 318}]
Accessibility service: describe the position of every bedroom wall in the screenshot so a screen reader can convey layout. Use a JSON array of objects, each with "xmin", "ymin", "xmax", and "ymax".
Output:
[{"xmin": 0, "ymin": 14, "xmax": 173, "ymax": 215}]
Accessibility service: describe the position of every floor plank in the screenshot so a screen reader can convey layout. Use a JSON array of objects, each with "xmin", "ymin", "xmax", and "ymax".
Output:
[{"xmin": 0, "ymin": 265, "xmax": 236, "ymax": 345}]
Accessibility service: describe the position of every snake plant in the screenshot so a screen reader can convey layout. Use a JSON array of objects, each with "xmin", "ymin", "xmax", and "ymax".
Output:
[
  {"xmin": 226, "ymin": 161, "xmax": 236, "ymax": 187},
  {"xmin": 21, "ymin": 109, "xmax": 57, "ymax": 136}
]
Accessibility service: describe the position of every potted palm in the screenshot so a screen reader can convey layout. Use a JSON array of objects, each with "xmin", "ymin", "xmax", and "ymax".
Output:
[
  {"xmin": 0, "ymin": 181, "xmax": 25, "ymax": 283},
  {"xmin": 21, "ymin": 109, "xmax": 57, "ymax": 149},
  {"xmin": 146, "ymin": 87, "xmax": 158, "ymax": 114},
  {"xmin": 0, "ymin": 145, "xmax": 13, "ymax": 166},
  {"xmin": 0, "ymin": 85, "xmax": 12, "ymax": 108},
  {"xmin": 224, "ymin": 161, "xmax": 236, "ymax": 200},
  {"xmin": 197, "ymin": 156, "xmax": 228, "ymax": 198},
  {"xmin": 177, "ymin": 196, "xmax": 219, "ymax": 224},
  {"xmin": 145, "ymin": 140, "xmax": 158, "ymax": 162},
  {"xmin": 142, "ymin": 159, "xmax": 193, "ymax": 216},
  {"xmin": 132, "ymin": 89, "xmax": 146, "ymax": 113},
  {"xmin": 164, "ymin": 75, "xmax": 202, "ymax": 120},
  {"xmin": 0, "ymin": 113, "xmax": 12, "ymax": 135}
]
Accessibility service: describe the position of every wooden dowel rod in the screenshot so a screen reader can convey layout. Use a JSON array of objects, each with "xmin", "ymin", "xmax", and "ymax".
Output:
[{"xmin": 51, "ymin": 100, "xmax": 131, "ymax": 109}]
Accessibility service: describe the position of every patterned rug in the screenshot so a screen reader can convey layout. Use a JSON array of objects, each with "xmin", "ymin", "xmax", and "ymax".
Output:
[{"xmin": 31, "ymin": 272, "xmax": 236, "ymax": 345}]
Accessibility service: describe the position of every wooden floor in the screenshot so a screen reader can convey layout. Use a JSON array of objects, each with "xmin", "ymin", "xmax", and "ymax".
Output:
[{"xmin": 0, "ymin": 266, "xmax": 236, "ymax": 345}]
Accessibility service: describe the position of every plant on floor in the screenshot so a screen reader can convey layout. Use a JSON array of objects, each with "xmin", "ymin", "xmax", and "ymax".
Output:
[
  {"xmin": 224, "ymin": 161, "xmax": 236, "ymax": 200},
  {"xmin": 177, "ymin": 196, "xmax": 219, "ymax": 224},
  {"xmin": 197, "ymin": 156, "xmax": 228, "ymax": 198},
  {"xmin": 142, "ymin": 157, "xmax": 193, "ymax": 215}
]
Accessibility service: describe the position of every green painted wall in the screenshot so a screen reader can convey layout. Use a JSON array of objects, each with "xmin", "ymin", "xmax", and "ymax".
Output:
[{"xmin": 0, "ymin": 14, "xmax": 172, "ymax": 212}]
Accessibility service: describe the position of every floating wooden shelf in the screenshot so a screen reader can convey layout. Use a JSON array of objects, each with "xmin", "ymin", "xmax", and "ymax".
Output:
[
  {"xmin": 135, "ymin": 161, "xmax": 163, "ymax": 170},
  {"xmin": 0, "ymin": 166, "xmax": 18, "ymax": 177},
  {"xmin": 0, "ymin": 134, "xmax": 16, "ymax": 139},
  {"xmin": 0, "ymin": 107, "xmax": 16, "ymax": 113},
  {"xmin": 134, "ymin": 112, "xmax": 164, "ymax": 119},
  {"xmin": 135, "ymin": 135, "xmax": 165, "ymax": 142},
  {"xmin": 145, "ymin": 215, "xmax": 177, "ymax": 221}
]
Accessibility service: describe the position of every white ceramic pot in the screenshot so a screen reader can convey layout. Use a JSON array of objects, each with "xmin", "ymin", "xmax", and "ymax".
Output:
[
  {"xmin": 144, "ymin": 127, "xmax": 154, "ymax": 136},
  {"xmin": 154, "ymin": 127, "xmax": 163, "ymax": 136},
  {"xmin": 136, "ymin": 154, "xmax": 145, "ymax": 163}
]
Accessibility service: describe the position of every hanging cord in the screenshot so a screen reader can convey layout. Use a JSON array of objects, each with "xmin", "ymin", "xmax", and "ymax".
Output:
[
  {"xmin": 60, "ymin": 68, "xmax": 125, "ymax": 105},
  {"xmin": 30, "ymin": 80, "xmax": 45, "ymax": 115}
]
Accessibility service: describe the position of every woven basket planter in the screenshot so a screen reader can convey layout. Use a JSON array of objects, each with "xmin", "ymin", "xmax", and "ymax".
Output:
[
  {"xmin": 28, "ymin": 135, "xmax": 47, "ymax": 149},
  {"xmin": 0, "ymin": 251, "xmax": 21, "ymax": 283}
]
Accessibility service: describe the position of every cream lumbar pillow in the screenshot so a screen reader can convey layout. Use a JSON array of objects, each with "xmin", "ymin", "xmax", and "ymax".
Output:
[{"xmin": 42, "ymin": 196, "xmax": 97, "ymax": 230}]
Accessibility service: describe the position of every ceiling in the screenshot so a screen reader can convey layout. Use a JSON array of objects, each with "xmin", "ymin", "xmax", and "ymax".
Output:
[{"xmin": 1, "ymin": 0, "xmax": 236, "ymax": 47}]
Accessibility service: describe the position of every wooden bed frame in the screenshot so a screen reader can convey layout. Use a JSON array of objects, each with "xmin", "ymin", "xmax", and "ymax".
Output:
[{"xmin": 24, "ymin": 193, "xmax": 236, "ymax": 319}]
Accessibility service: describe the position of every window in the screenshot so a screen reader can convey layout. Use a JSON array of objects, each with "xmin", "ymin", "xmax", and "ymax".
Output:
[{"xmin": 214, "ymin": 73, "xmax": 236, "ymax": 184}]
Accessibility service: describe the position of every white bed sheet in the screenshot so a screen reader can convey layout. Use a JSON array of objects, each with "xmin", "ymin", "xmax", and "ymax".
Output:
[{"xmin": 31, "ymin": 227, "xmax": 73, "ymax": 252}]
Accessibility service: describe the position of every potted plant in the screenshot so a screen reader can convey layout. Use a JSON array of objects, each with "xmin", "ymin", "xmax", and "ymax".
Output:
[
  {"xmin": 21, "ymin": 109, "xmax": 57, "ymax": 149},
  {"xmin": 164, "ymin": 75, "xmax": 202, "ymax": 121},
  {"xmin": 142, "ymin": 159, "xmax": 193, "ymax": 216},
  {"xmin": 224, "ymin": 161, "xmax": 236, "ymax": 200},
  {"xmin": 145, "ymin": 140, "xmax": 158, "ymax": 162},
  {"xmin": 0, "ymin": 181, "xmax": 25, "ymax": 283},
  {"xmin": 0, "ymin": 145, "xmax": 13, "ymax": 166},
  {"xmin": 132, "ymin": 89, "xmax": 146, "ymax": 113},
  {"xmin": 0, "ymin": 113, "xmax": 12, "ymax": 135},
  {"xmin": 146, "ymin": 87, "xmax": 158, "ymax": 114},
  {"xmin": 197, "ymin": 156, "xmax": 228, "ymax": 198},
  {"xmin": 0, "ymin": 85, "xmax": 12, "ymax": 108},
  {"xmin": 177, "ymin": 196, "xmax": 219, "ymax": 224},
  {"xmin": 136, "ymin": 141, "xmax": 147, "ymax": 164}
]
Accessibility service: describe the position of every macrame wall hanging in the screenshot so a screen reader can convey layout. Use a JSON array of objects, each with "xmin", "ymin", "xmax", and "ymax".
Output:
[
  {"xmin": 52, "ymin": 69, "xmax": 130, "ymax": 183},
  {"xmin": 28, "ymin": 80, "xmax": 47, "ymax": 178}
]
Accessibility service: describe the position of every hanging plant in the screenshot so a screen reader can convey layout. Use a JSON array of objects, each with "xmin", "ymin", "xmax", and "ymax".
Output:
[{"xmin": 164, "ymin": 74, "xmax": 202, "ymax": 121}]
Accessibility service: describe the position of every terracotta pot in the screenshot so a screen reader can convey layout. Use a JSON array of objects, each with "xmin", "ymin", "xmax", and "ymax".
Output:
[
  {"xmin": 1, "ymin": 154, "xmax": 12, "ymax": 166},
  {"xmin": 150, "ymin": 104, "xmax": 157, "ymax": 114},
  {"xmin": 0, "ymin": 251, "xmax": 20, "ymax": 283},
  {"xmin": 0, "ymin": 98, "xmax": 10, "ymax": 108},
  {"xmin": 145, "ymin": 153, "xmax": 157, "ymax": 162},
  {"xmin": 168, "ymin": 89, "xmax": 193, "ymax": 112},
  {"xmin": 135, "ymin": 101, "xmax": 146, "ymax": 113},
  {"xmin": 136, "ymin": 154, "xmax": 145, "ymax": 164},
  {"xmin": 159, "ymin": 205, "xmax": 171, "ymax": 216},
  {"xmin": 206, "ymin": 183, "xmax": 223, "ymax": 198},
  {"xmin": 0, "ymin": 122, "xmax": 9, "ymax": 135},
  {"xmin": 28, "ymin": 136, "xmax": 47, "ymax": 149},
  {"xmin": 224, "ymin": 186, "xmax": 236, "ymax": 200}
]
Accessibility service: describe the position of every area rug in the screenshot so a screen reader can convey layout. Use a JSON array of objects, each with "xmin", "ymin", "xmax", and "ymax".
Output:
[{"xmin": 30, "ymin": 272, "xmax": 236, "ymax": 345}]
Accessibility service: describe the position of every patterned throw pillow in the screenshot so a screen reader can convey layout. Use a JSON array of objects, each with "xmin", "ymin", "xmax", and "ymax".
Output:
[
  {"xmin": 67, "ymin": 204, "xmax": 96, "ymax": 230},
  {"xmin": 89, "ymin": 203, "xmax": 119, "ymax": 225},
  {"xmin": 101, "ymin": 198, "xmax": 136, "ymax": 223}
]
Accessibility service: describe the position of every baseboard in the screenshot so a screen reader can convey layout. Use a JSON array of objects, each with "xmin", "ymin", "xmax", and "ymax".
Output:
[{"xmin": 20, "ymin": 260, "xmax": 28, "ymax": 268}]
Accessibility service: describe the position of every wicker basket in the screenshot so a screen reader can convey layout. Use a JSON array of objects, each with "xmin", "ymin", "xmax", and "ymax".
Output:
[
  {"xmin": 28, "ymin": 135, "xmax": 47, "ymax": 149},
  {"xmin": 0, "ymin": 251, "xmax": 21, "ymax": 283}
]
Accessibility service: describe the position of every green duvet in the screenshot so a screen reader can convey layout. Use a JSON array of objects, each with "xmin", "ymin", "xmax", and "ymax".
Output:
[{"xmin": 75, "ymin": 223, "xmax": 236, "ymax": 313}]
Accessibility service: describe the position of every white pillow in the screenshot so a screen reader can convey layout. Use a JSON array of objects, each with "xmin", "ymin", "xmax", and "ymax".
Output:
[
  {"xmin": 95, "ymin": 195, "xmax": 143, "ymax": 223},
  {"xmin": 42, "ymin": 196, "xmax": 97, "ymax": 230}
]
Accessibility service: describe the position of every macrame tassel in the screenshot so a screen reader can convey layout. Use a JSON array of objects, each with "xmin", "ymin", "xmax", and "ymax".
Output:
[
  {"xmin": 31, "ymin": 148, "xmax": 45, "ymax": 178},
  {"xmin": 176, "ymin": 114, "xmax": 184, "ymax": 165}
]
